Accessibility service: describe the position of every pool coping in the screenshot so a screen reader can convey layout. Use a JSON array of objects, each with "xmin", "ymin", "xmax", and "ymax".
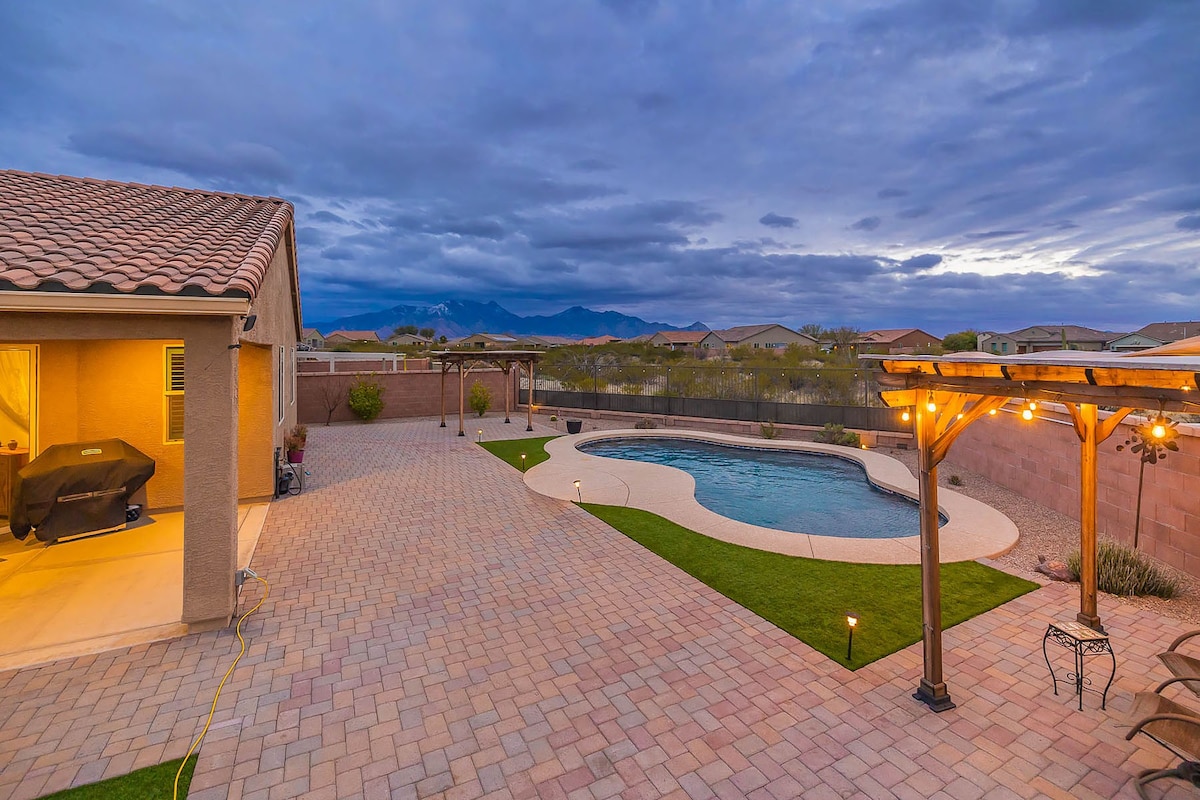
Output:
[{"xmin": 524, "ymin": 429, "xmax": 1019, "ymax": 564}]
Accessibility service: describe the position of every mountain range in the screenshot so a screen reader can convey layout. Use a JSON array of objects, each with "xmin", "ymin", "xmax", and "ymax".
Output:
[{"xmin": 309, "ymin": 300, "xmax": 708, "ymax": 340}]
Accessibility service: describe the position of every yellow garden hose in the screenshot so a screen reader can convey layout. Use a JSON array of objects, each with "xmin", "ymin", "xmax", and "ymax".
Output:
[{"xmin": 173, "ymin": 572, "xmax": 270, "ymax": 800}]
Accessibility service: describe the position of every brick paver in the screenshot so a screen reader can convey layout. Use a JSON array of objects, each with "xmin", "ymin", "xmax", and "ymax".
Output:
[{"xmin": 0, "ymin": 417, "xmax": 1194, "ymax": 798}]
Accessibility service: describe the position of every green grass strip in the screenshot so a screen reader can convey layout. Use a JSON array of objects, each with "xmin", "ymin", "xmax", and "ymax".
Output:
[
  {"xmin": 479, "ymin": 435, "xmax": 1038, "ymax": 668},
  {"xmin": 581, "ymin": 503, "xmax": 1038, "ymax": 668},
  {"xmin": 478, "ymin": 436, "xmax": 557, "ymax": 471},
  {"xmin": 38, "ymin": 756, "xmax": 198, "ymax": 799}
]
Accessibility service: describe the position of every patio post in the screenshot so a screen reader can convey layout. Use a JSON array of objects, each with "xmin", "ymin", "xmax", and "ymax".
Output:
[
  {"xmin": 914, "ymin": 397, "xmax": 955, "ymax": 712},
  {"xmin": 527, "ymin": 358, "xmax": 535, "ymax": 431},
  {"xmin": 1077, "ymin": 403, "xmax": 1102, "ymax": 631},
  {"xmin": 458, "ymin": 360, "xmax": 466, "ymax": 436},
  {"xmin": 503, "ymin": 361, "xmax": 511, "ymax": 423},
  {"xmin": 440, "ymin": 359, "xmax": 447, "ymax": 427}
]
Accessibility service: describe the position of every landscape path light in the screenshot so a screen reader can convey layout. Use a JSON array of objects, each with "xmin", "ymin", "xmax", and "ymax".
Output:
[
  {"xmin": 477, "ymin": 428, "xmax": 483, "ymax": 443},
  {"xmin": 520, "ymin": 453, "xmax": 527, "ymax": 472},
  {"xmin": 846, "ymin": 613, "xmax": 859, "ymax": 661},
  {"xmin": 573, "ymin": 479, "xmax": 582, "ymax": 502}
]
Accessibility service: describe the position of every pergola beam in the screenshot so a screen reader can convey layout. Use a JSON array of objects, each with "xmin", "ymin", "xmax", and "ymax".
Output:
[
  {"xmin": 877, "ymin": 372, "xmax": 1198, "ymax": 411},
  {"xmin": 433, "ymin": 350, "xmax": 542, "ymax": 437}
]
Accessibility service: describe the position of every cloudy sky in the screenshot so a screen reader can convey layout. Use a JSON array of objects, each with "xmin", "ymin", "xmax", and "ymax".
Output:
[{"xmin": 3, "ymin": 1, "xmax": 1198, "ymax": 333}]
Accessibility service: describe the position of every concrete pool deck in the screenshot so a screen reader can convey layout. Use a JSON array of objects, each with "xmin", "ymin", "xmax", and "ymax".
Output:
[{"xmin": 525, "ymin": 429, "xmax": 1019, "ymax": 564}]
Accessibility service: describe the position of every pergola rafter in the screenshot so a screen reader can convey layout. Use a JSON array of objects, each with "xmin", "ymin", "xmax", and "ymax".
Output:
[
  {"xmin": 864, "ymin": 343, "xmax": 1200, "ymax": 713},
  {"xmin": 435, "ymin": 350, "xmax": 541, "ymax": 436}
]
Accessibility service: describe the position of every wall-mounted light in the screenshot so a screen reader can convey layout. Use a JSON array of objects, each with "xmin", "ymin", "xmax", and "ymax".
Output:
[{"xmin": 242, "ymin": 314, "xmax": 257, "ymax": 332}]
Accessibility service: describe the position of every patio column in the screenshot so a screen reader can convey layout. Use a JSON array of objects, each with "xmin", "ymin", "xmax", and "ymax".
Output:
[
  {"xmin": 1077, "ymin": 404, "xmax": 1103, "ymax": 631},
  {"xmin": 458, "ymin": 361, "xmax": 466, "ymax": 436},
  {"xmin": 182, "ymin": 318, "xmax": 239, "ymax": 628},
  {"xmin": 915, "ymin": 398, "xmax": 955, "ymax": 712},
  {"xmin": 503, "ymin": 362, "xmax": 511, "ymax": 423},
  {"xmin": 526, "ymin": 358, "xmax": 535, "ymax": 432}
]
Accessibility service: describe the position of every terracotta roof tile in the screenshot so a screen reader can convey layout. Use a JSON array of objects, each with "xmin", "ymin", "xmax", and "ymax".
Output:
[{"xmin": 0, "ymin": 170, "xmax": 294, "ymax": 300}]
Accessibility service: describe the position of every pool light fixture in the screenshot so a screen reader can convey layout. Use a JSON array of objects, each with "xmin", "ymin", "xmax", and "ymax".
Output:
[
  {"xmin": 846, "ymin": 613, "xmax": 858, "ymax": 661},
  {"xmin": 573, "ymin": 479, "xmax": 582, "ymax": 502}
]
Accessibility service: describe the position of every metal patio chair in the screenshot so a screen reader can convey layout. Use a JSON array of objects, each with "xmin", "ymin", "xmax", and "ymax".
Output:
[
  {"xmin": 1126, "ymin": 682, "xmax": 1200, "ymax": 798},
  {"xmin": 1158, "ymin": 631, "xmax": 1200, "ymax": 700}
]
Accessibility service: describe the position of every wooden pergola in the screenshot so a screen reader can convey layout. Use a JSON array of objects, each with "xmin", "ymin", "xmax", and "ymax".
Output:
[
  {"xmin": 433, "ymin": 350, "xmax": 541, "ymax": 436},
  {"xmin": 863, "ymin": 339, "xmax": 1200, "ymax": 712}
]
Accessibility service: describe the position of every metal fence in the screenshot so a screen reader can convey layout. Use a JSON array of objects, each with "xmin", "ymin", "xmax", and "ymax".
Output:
[{"xmin": 528, "ymin": 364, "xmax": 911, "ymax": 432}]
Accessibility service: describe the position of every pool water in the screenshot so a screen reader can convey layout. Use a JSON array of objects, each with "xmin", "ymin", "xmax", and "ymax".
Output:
[{"xmin": 579, "ymin": 438, "xmax": 941, "ymax": 539}]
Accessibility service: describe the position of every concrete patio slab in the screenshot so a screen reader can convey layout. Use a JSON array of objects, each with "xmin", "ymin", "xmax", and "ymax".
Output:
[
  {"xmin": 0, "ymin": 503, "xmax": 269, "ymax": 672},
  {"xmin": 0, "ymin": 417, "xmax": 1193, "ymax": 799},
  {"xmin": 527, "ymin": 428, "xmax": 1019, "ymax": 564}
]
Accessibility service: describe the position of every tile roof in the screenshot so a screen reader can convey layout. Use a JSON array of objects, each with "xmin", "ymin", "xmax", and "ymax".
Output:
[
  {"xmin": 712, "ymin": 323, "xmax": 807, "ymax": 342},
  {"xmin": 1003, "ymin": 324, "xmax": 1114, "ymax": 342},
  {"xmin": 0, "ymin": 170, "xmax": 294, "ymax": 299},
  {"xmin": 653, "ymin": 330, "xmax": 708, "ymax": 343},
  {"xmin": 1134, "ymin": 321, "xmax": 1200, "ymax": 343},
  {"xmin": 326, "ymin": 330, "xmax": 381, "ymax": 341},
  {"xmin": 301, "ymin": 328, "xmax": 323, "ymax": 338},
  {"xmin": 858, "ymin": 328, "xmax": 929, "ymax": 342}
]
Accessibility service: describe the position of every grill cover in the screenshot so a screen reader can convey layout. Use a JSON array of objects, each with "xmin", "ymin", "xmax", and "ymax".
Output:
[{"xmin": 10, "ymin": 439, "xmax": 155, "ymax": 542}]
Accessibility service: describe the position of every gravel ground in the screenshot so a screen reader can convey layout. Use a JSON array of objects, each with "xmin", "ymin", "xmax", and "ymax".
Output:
[{"xmin": 881, "ymin": 446, "xmax": 1200, "ymax": 626}]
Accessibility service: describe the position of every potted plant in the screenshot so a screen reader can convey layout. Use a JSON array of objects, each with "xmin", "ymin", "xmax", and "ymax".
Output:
[{"xmin": 285, "ymin": 424, "xmax": 308, "ymax": 463}]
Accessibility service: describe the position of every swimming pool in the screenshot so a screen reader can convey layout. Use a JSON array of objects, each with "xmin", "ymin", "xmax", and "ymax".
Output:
[{"xmin": 578, "ymin": 437, "xmax": 942, "ymax": 539}]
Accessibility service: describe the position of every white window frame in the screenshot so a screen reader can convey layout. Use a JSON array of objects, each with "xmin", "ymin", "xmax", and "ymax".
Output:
[{"xmin": 278, "ymin": 345, "xmax": 286, "ymax": 423}]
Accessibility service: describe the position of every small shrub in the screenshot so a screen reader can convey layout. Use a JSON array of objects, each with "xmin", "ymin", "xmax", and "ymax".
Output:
[
  {"xmin": 284, "ymin": 424, "xmax": 308, "ymax": 452},
  {"xmin": 347, "ymin": 378, "xmax": 385, "ymax": 422},
  {"xmin": 1067, "ymin": 540, "xmax": 1182, "ymax": 598},
  {"xmin": 469, "ymin": 381, "xmax": 493, "ymax": 417},
  {"xmin": 760, "ymin": 421, "xmax": 780, "ymax": 440},
  {"xmin": 549, "ymin": 414, "xmax": 558, "ymax": 422},
  {"xmin": 813, "ymin": 423, "xmax": 861, "ymax": 447},
  {"xmin": 634, "ymin": 417, "xmax": 658, "ymax": 430},
  {"xmin": 948, "ymin": 474, "xmax": 964, "ymax": 486}
]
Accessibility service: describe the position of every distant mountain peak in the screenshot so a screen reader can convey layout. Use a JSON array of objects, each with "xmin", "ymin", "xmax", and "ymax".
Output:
[{"xmin": 310, "ymin": 300, "xmax": 701, "ymax": 340}]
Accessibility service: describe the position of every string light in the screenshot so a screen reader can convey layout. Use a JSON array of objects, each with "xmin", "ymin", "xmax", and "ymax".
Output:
[
  {"xmin": 988, "ymin": 409, "xmax": 997, "ymax": 416},
  {"xmin": 1021, "ymin": 408, "xmax": 1034, "ymax": 421},
  {"xmin": 901, "ymin": 410, "xmax": 911, "ymax": 422}
]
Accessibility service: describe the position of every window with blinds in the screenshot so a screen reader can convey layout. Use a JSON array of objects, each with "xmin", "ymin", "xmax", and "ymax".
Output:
[{"xmin": 165, "ymin": 346, "xmax": 185, "ymax": 442}]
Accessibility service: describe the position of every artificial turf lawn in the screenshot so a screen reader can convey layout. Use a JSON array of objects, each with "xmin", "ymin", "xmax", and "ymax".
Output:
[
  {"xmin": 581, "ymin": 503, "xmax": 1038, "ymax": 668},
  {"xmin": 37, "ymin": 755, "xmax": 197, "ymax": 799},
  {"xmin": 478, "ymin": 435, "xmax": 557, "ymax": 471}
]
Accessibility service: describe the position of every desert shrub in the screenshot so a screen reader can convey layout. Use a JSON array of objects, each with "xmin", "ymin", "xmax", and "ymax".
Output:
[
  {"xmin": 634, "ymin": 417, "xmax": 658, "ymax": 430},
  {"xmin": 347, "ymin": 378, "xmax": 384, "ymax": 422},
  {"xmin": 760, "ymin": 421, "xmax": 780, "ymax": 440},
  {"xmin": 469, "ymin": 380, "xmax": 493, "ymax": 417},
  {"xmin": 949, "ymin": 474, "xmax": 964, "ymax": 486},
  {"xmin": 1067, "ymin": 540, "xmax": 1181, "ymax": 598},
  {"xmin": 813, "ymin": 423, "xmax": 861, "ymax": 447}
]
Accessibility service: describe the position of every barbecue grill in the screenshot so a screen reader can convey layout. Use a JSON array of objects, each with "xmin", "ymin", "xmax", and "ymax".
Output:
[{"xmin": 9, "ymin": 439, "xmax": 156, "ymax": 543}]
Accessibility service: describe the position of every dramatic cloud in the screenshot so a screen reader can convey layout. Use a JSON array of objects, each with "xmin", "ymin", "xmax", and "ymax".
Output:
[{"xmin": 2, "ymin": 0, "xmax": 1198, "ymax": 331}]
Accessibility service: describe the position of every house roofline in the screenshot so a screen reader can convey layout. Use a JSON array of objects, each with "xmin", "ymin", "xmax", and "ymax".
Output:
[{"xmin": 0, "ymin": 290, "xmax": 251, "ymax": 316}]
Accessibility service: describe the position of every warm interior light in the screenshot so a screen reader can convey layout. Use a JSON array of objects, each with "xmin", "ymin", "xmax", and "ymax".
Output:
[
  {"xmin": 847, "ymin": 614, "xmax": 858, "ymax": 628},
  {"xmin": 901, "ymin": 410, "xmax": 911, "ymax": 422},
  {"xmin": 1021, "ymin": 408, "xmax": 1034, "ymax": 421}
]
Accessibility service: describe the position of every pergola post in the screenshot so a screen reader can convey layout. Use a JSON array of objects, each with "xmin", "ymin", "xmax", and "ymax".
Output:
[
  {"xmin": 526, "ymin": 358, "xmax": 535, "ymax": 431},
  {"xmin": 914, "ymin": 397, "xmax": 955, "ymax": 712},
  {"xmin": 502, "ymin": 362, "xmax": 512, "ymax": 423},
  {"xmin": 458, "ymin": 361, "xmax": 465, "ymax": 436},
  {"xmin": 1077, "ymin": 404, "xmax": 1101, "ymax": 631},
  {"xmin": 439, "ymin": 362, "xmax": 447, "ymax": 428}
]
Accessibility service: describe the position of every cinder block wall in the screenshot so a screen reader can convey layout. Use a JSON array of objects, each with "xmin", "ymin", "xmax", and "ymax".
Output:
[
  {"xmin": 948, "ymin": 404, "xmax": 1200, "ymax": 576},
  {"xmin": 298, "ymin": 369, "xmax": 516, "ymax": 424}
]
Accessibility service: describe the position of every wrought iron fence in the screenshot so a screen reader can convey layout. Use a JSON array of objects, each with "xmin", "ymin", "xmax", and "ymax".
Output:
[{"xmin": 527, "ymin": 364, "xmax": 910, "ymax": 432}]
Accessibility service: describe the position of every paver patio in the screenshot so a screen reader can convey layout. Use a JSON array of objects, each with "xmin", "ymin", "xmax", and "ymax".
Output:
[{"xmin": 0, "ymin": 417, "xmax": 1195, "ymax": 799}]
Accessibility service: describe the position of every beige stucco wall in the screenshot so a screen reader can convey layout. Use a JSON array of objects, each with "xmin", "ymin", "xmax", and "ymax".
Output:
[
  {"xmin": 737, "ymin": 327, "xmax": 813, "ymax": 349},
  {"xmin": 238, "ymin": 343, "xmax": 275, "ymax": 500}
]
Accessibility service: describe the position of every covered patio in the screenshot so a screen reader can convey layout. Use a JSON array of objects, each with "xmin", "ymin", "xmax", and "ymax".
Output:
[{"xmin": 866, "ymin": 337, "xmax": 1200, "ymax": 711}]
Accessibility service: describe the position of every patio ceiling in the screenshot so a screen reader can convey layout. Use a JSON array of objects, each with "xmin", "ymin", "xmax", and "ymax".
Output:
[{"xmin": 860, "ymin": 337, "xmax": 1200, "ymax": 712}]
